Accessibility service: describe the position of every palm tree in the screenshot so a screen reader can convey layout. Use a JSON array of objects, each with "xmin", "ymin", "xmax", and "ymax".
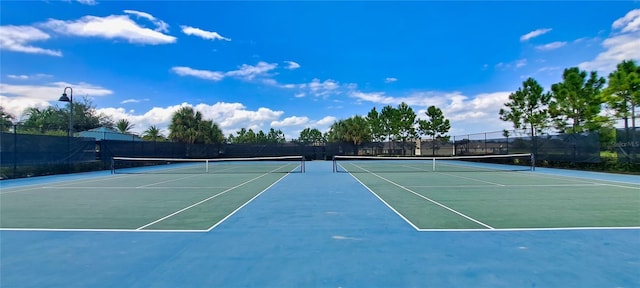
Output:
[
  {"xmin": 343, "ymin": 116, "xmax": 371, "ymax": 147},
  {"xmin": 327, "ymin": 120, "xmax": 347, "ymax": 143},
  {"xmin": 116, "ymin": 119, "xmax": 135, "ymax": 134},
  {"xmin": 327, "ymin": 116, "xmax": 371, "ymax": 155},
  {"xmin": 199, "ymin": 120, "xmax": 224, "ymax": 144},
  {"xmin": 22, "ymin": 107, "xmax": 66, "ymax": 133},
  {"xmin": 142, "ymin": 125, "xmax": 164, "ymax": 141},
  {"xmin": 168, "ymin": 107, "xmax": 224, "ymax": 144},
  {"xmin": 169, "ymin": 107, "xmax": 201, "ymax": 143},
  {"xmin": 1, "ymin": 106, "xmax": 15, "ymax": 132}
]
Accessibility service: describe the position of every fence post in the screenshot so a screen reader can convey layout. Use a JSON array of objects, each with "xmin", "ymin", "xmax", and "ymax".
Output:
[
  {"xmin": 452, "ymin": 136, "xmax": 456, "ymax": 156},
  {"xmin": 484, "ymin": 132, "xmax": 487, "ymax": 154},
  {"xmin": 13, "ymin": 123, "xmax": 17, "ymax": 178}
]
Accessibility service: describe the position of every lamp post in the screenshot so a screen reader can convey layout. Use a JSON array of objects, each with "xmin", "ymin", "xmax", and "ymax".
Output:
[{"xmin": 59, "ymin": 87, "xmax": 73, "ymax": 137}]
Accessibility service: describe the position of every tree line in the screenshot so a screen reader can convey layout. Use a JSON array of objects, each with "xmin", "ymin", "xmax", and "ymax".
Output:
[
  {"xmin": 1, "ymin": 59, "xmax": 638, "ymax": 147},
  {"xmin": 499, "ymin": 60, "xmax": 639, "ymax": 140}
]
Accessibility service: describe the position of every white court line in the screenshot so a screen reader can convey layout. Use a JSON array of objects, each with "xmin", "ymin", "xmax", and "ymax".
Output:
[
  {"xmin": 136, "ymin": 166, "xmax": 290, "ymax": 230},
  {"xmin": 435, "ymin": 172, "xmax": 506, "ymax": 186},
  {"xmin": 0, "ymin": 227, "xmax": 208, "ymax": 233},
  {"xmin": 0, "ymin": 174, "xmax": 137, "ymax": 195},
  {"xmin": 501, "ymin": 183, "xmax": 608, "ymax": 187},
  {"xmin": 416, "ymin": 226, "xmax": 640, "ymax": 232},
  {"xmin": 400, "ymin": 164, "xmax": 430, "ymax": 172},
  {"xmin": 115, "ymin": 162, "xmax": 209, "ymax": 174},
  {"xmin": 2, "ymin": 225, "xmax": 637, "ymax": 233},
  {"xmin": 526, "ymin": 170, "xmax": 640, "ymax": 189},
  {"xmin": 0, "ymin": 186, "xmax": 49, "ymax": 195},
  {"xmin": 437, "ymin": 168, "xmax": 640, "ymax": 190},
  {"xmin": 40, "ymin": 186, "xmax": 233, "ymax": 190},
  {"xmin": 405, "ymin": 183, "xmax": 608, "ymax": 188},
  {"xmin": 346, "ymin": 163, "xmax": 495, "ymax": 230},
  {"xmin": 600, "ymin": 183, "xmax": 640, "ymax": 190},
  {"xmin": 136, "ymin": 174, "xmax": 202, "ymax": 188}
]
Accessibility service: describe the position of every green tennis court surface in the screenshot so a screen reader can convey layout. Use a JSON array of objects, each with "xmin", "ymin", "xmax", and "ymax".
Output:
[
  {"xmin": 338, "ymin": 161, "xmax": 640, "ymax": 230},
  {"xmin": 2, "ymin": 157, "xmax": 638, "ymax": 232},
  {"xmin": 0, "ymin": 172, "xmax": 289, "ymax": 231}
]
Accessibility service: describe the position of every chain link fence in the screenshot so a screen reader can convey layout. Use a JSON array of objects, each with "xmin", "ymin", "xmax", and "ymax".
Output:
[{"xmin": 2, "ymin": 125, "xmax": 639, "ymax": 179}]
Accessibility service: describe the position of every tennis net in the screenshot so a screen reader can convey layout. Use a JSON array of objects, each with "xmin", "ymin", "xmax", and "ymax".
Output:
[
  {"xmin": 112, "ymin": 155, "xmax": 305, "ymax": 174},
  {"xmin": 333, "ymin": 153, "xmax": 534, "ymax": 173}
]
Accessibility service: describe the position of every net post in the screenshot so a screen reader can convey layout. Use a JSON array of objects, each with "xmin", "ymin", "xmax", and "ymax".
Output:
[
  {"xmin": 300, "ymin": 156, "xmax": 305, "ymax": 173},
  {"xmin": 332, "ymin": 156, "xmax": 337, "ymax": 173},
  {"xmin": 530, "ymin": 153, "xmax": 535, "ymax": 171},
  {"xmin": 206, "ymin": 159, "xmax": 209, "ymax": 173},
  {"xmin": 432, "ymin": 157, "xmax": 436, "ymax": 172},
  {"xmin": 110, "ymin": 157, "xmax": 115, "ymax": 174}
]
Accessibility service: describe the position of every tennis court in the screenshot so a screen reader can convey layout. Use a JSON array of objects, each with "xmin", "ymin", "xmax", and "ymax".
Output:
[
  {"xmin": 1, "ymin": 157, "xmax": 303, "ymax": 231},
  {"xmin": 334, "ymin": 155, "xmax": 640, "ymax": 230},
  {"xmin": 1, "ymin": 157, "xmax": 639, "ymax": 287}
]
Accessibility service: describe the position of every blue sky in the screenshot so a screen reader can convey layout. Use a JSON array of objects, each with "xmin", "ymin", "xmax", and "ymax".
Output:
[{"xmin": 1, "ymin": 1, "xmax": 639, "ymax": 140}]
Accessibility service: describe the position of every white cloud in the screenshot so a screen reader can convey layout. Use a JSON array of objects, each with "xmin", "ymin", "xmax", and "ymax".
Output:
[
  {"xmin": 124, "ymin": 10, "xmax": 169, "ymax": 33},
  {"xmin": 40, "ymin": 14, "xmax": 176, "ymax": 45},
  {"xmin": 76, "ymin": 0, "xmax": 98, "ymax": 5},
  {"xmin": 225, "ymin": 61, "xmax": 278, "ymax": 80},
  {"xmin": 195, "ymin": 102, "xmax": 284, "ymax": 134},
  {"xmin": 535, "ymin": 41, "xmax": 567, "ymax": 51},
  {"xmin": 579, "ymin": 9, "xmax": 640, "ymax": 74},
  {"xmin": 0, "ymin": 82, "xmax": 113, "ymax": 119},
  {"xmin": 284, "ymin": 61, "xmax": 300, "ymax": 70},
  {"xmin": 171, "ymin": 62, "xmax": 279, "ymax": 82},
  {"xmin": 350, "ymin": 90, "xmax": 461, "ymax": 108},
  {"xmin": 171, "ymin": 66, "xmax": 225, "ymax": 81},
  {"xmin": 271, "ymin": 115, "xmax": 340, "ymax": 139},
  {"xmin": 271, "ymin": 116, "xmax": 309, "ymax": 127},
  {"xmin": 97, "ymin": 106, "xmax": 175, "ymax": 135},
  {"xmin": 350, "ymin": 91, "xmax": 397, "ymax": 105},
  {"xmin": 515, "ymin": 59, "xmax": 527, "ymax": 68},
  {"xmin": 385, "ymin": 77, "xmax": 398, "ymax": 83},
  {"xmin": 535, "ymin": 66, "xmax": 562, "ymax": 75},
  {"xmin": 181, "ymin": 25, "xmax": 230, "ymax": 41},
  {"xmin": 94, "ymin": 101, "xmax": 338, "ymax": 140},
  {"xmin": 520, "ymin": 28, "xmax": 552, "ymax": 42},
  {"xmin": 307, "ymin": 78, "xmax": 340, "ymax": 97},
  {"xmin": 612, "ymin": 9, "xmax": 640, "ymax": 33},
  {"xmin": 579, "ymin": 33, "xmax": 640, "ymax": 73},
  {"xmin": 0, "ymin": 95, "xmax": 51, "ymax": 120},
  {"xmin": 495, "ymin": 59, "xmax": 529, "ymax": 70},
  {"xmin": 316, "ymin": 116, "xmax": 337, "ymax": 126},
  {"xmin": 7, "ymin": 73, "xmax": 53, "ymax": 80},
  {"xmin": 0, "ymin": 25, "xmax": 62, "ymax": 56},
  {"xmin": 8, "ymin": 75, "xmax": 29, "ymax": 80},
  {"xmin": 261, "ymin": 79, "xmax": 278, "ymax": 86},
  {"xmin": 95, "ymin": 102, "xmax": 287, "ymax": 137},
  {"xmin": 120, "ymin": 98, "xmax": 149, "ymax": 104},
  {"xmin": 348, "ymin": 89, "xmax": 513, "ymax": 135},
  {"xmin": 421, "ymin": 92, "xmax": 513, "ymax": 135}
]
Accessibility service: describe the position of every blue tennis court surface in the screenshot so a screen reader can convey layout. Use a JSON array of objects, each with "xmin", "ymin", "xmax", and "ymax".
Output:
[{"xmin": 1, "ymin": 161, "xmax": 639, "ymax": 287}]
